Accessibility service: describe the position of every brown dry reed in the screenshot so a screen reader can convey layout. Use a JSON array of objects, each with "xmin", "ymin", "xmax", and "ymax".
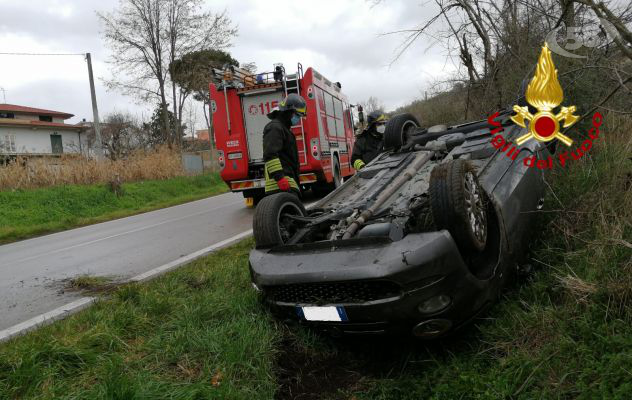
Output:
[{"xmin": 0, "ymin": 146, "xmax": 185, "ymax": 191}]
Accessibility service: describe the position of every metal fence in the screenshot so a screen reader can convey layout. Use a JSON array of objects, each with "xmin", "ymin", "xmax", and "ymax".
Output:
[{"xmin": 181, "ymin": 150, "xmax": 220, "ymax": 174}]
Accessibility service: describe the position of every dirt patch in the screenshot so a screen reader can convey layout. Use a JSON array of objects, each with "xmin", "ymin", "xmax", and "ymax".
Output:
[
  {"xmin": 275, "ymin": 335, "xmax": 365, "ymax": 400},
  {"xmin": 273, "ymin": 330, "xmax": 435, "ymax": 399},
  {"xmin": 61, "ymin": 275, "xmax": 120, "ymax": 295},
  {"xmin": 273, "ymin": 323, "xmax": 491, "ymax": 399}
]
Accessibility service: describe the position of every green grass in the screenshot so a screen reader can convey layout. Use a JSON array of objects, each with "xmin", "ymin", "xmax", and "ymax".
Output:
[
  {"xmin": 0, "ymin": 174, "xmax": 228, "ymax": 244},
  {"xmin": 1, "ymin": 122, "xmax": 630, "ymax": 399},
  {"xmin": 0, "ymin": 239, "xmax": 280, "ymax": 399}
]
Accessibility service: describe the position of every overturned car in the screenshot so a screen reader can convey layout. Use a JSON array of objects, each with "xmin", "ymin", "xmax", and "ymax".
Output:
[{"xmin": 249, "ymin": 111, "xmax": 549, "ymax": 338}]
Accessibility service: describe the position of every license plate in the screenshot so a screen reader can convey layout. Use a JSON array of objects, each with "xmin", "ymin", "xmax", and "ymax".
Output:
[{"xmin": 297, "ymin": 306, "xmax": 348, "ymax": 322}]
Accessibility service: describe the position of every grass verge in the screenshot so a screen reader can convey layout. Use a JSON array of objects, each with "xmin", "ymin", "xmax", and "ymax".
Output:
[
  {"xmin": 0, "ymin": 173, "xmax": 228, "ymax": 244},
  {"xmin": 0, "ymin": 239, "xmax": 280, "ymax": 399}
]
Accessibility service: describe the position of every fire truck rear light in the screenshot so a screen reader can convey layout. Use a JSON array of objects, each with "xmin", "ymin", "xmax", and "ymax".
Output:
[
  {"xmin": 228, "ymin": 152, "xmax": 242, "ymax": 160},
  {"xmin": 310, "ymin": 138, "xmax": 320, "ymax": 160},
  {"xmin": 218, "ymin": 150, "xmax": 225, "ymax": 169}
]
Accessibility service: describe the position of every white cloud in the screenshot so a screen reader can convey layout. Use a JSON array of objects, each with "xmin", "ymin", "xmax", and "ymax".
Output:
[{"xmin": 0, "ymin": 0, "xmax": 455, "ymax": 127}]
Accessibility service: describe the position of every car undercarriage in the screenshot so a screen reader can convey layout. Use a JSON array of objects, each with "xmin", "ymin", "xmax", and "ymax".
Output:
[{"xmin": 249, "ymin": 111, "xmax": 549, "ymax": 338}]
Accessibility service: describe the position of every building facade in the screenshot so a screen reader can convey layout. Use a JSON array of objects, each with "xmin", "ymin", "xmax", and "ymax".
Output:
[{"xmin": 0, "ymin": 104, "xmax": 87, "ymax": 157}]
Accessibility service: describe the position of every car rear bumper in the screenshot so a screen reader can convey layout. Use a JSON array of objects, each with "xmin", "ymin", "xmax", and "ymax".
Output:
[{"xmin": 249, "ymin": 231, "xmax": 496, "ymax": 337}]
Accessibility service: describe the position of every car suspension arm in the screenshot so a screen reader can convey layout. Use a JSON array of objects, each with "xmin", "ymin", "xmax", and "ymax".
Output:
[{"xmin": 341, "ymin": 151, "xmax": 433, "ymax": 240}]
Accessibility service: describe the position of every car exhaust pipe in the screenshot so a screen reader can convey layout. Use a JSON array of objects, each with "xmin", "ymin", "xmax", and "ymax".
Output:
[{"xmin": 342, "ymin": 151, "xmax": 433, "ymax": 239}]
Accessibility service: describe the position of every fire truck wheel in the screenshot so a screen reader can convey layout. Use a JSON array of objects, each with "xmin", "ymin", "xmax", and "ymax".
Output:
[
  {"xmin": 429, "ymin": 159, "xmax": 487, "ymax": 253},
  {"xmin": 311, "ymin": 183, "xmax": 331, "ymax": 198},
  {"xmin": 253, "ymin": 193, "xmax": 306, "ymax": 248},
  {"xmin": 333, "ymin": 158, "xmax": 342, "ymax": 188},
  {"xmin": 384, "ymin": 113, "xmax": 421, "ymax": 151},
  {"xmin": 243, "ymin": 189, "xmax": 265, "ymax": 205}
]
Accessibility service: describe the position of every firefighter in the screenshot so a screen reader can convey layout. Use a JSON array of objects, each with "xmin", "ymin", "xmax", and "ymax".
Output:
[
  {"xmin": 263, "ymin": 93, "xmax": 307, "ymax": 196},
  {"xmin": 351, "ymin": 110, "xmax": 387, "ymax": 170}
]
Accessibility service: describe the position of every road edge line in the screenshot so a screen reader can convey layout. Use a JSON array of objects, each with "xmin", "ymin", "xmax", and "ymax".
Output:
[
  {"xmin": 130, "ymin": 229, "xmax": 253, "ymax": 282},
  {"xmin": 0, "ymin": 229, "xmax": 253, "ymax": 344},
  {"xmin": 0, "ymin": 297, "xmax": 97, "ymax": 343}
]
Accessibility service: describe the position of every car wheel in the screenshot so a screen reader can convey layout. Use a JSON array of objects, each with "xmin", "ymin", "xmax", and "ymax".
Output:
[
  {"xmin": 430, "ymin": 159, "xmax": 488, "ymax": 252},
  {"xmin": 384, "ymin": 113, "xmax": 421, "ymax": 150},
  {"xmin": 253, "ymin": 193, "xmax": 306, "ymax": 248}
]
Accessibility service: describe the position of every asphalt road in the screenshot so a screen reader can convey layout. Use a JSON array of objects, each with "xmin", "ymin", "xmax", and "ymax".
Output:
[{"xmin": 0, "ymin": 192, "xmax": 254, "ymax": 331}]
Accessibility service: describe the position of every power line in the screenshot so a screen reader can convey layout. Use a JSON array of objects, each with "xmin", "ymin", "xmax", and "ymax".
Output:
[{"xmin": 0, "ymin": 52, "xmax": 85, "ymax": 56}]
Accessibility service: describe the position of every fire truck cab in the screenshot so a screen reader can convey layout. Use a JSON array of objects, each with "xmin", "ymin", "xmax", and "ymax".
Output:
[{"xmin": 210, "ymin": 63, "xmax": 357, "ymax": 204}]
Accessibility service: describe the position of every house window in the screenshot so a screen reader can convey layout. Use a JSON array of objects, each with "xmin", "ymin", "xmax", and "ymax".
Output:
[
  {"xmin": 0, "ymin": 112, "xmax": 14, "ymax": 119},
  {"xmin": 39, "ymin": 115, "xmax": 53, "ymax": 122},
  {"xmin": 50, "ymin": 134, "xmax": 63, "ymax": 154},
  {"xmin": 1, "ymin": 134, "xmax": 16, "ymax": 153}
]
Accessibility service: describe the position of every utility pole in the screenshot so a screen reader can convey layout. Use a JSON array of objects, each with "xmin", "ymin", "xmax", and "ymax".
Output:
[{"xmin": 86, "ymin": 53, "xmax": 104, "ymax": 159}]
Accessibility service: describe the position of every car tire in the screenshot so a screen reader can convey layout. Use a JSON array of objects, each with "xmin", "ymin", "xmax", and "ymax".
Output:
[
  {"xmin": 384, "ymin": 113, "xmax": 421, "ymax": 150},
  {"xmin": 430, "ymin": 159, "xmax": 487, "ymax": 252},
  {"xmin": 253, "ymin": 193, "xmax": 306, "ymax": 248}
]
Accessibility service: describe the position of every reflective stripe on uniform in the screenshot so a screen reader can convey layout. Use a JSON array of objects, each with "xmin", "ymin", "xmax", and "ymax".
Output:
[
  {"xmin": 265, "ymin": 158, "xmax": 283, "ymax": 175},
  {"xmin": 264, "ymin": 167, "xmax": 299, "ymax": 192},
  {"xmin": 264, "ymin": 173, "xmax": 299, "ymax": 192},
  {"xmin": 353, "ymin": 159, "xmax": 366, "ymax": 170}
]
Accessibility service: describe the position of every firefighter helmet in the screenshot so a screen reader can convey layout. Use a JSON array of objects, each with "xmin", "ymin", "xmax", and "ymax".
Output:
[
  {"xmin": 279, "ymin": 93, "xmax": 307, "ymax": 116},
  {"xmin": 267, "ymin": 93, "xmax": 307, "ymax": 119},
  {"xmin": 367, "ymin": 110, "xmax": 386, "ymax": 126}
]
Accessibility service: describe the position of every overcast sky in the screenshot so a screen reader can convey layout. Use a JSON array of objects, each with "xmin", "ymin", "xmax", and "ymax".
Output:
[{"xmin": 0, "ymin": 0, "xmax": 454, "ymax": 128}]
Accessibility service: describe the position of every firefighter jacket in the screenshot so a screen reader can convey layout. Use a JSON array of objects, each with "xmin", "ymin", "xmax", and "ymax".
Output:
[
  {"xmin": 263, "ymin": 118, "xmax": 300, "ymax": 193},
  {"xmin": 351, "ymin": 127, "xmax": 383, "ymax": 170}
]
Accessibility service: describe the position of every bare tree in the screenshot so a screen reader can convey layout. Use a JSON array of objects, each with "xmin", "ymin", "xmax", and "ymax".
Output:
[
  {"xmin": 165, "ymin": 0, "xmax": 237, "ymax": 147},
  {"xmin": 98, "ymin": 0, "xmax": 236, "ymax": 147},
  {"xmin": 385, "ymin": 0, "xmax": 632, "ymax": 123},
  {"xmin": 577, "ymin": 0, "xmax": 632, "ymax": 61},
  {"xmin": 359, "ymin": 96, "xmax": 385, "ymax": 114},
  {"xmin": 85, "ymin": 112, "xmax": 151, "ymax": 160}
]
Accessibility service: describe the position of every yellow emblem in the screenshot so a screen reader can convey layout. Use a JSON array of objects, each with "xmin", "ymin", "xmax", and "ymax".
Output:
[{"xmin": 511, "ymin": 43, "xmax": 578, "ymax": 146}]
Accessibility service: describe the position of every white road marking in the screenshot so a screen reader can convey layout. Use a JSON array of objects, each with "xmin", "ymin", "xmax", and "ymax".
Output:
[
  {"xmin": 0, "ymin": 297, "xmax": 96, "ymax": 343},
  {"xmin": 0, "ymin": 229, "xmax": 253, "ymax": 343},
  {"xmin": 130, "ymin": 229, "xmax": 253, "ymax": 282},
  {"xmin": 11, "ymin": 202, "xmax": 238, "ymax": 265}
]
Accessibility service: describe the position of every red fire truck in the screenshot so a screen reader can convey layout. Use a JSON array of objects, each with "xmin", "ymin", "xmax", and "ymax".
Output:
[{"xmin": 210, "ymin": 63, "xmax": 357, "ymax": 204}]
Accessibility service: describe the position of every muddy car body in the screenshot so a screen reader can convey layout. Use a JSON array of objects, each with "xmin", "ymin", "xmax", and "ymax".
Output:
[{"xmin": 249, "ymin": 112, "xmax": 549, "ymax": 338}]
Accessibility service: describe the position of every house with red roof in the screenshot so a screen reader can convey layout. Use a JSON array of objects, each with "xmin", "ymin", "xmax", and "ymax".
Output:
[{"xmin": 0, "ymin": 104, "xmax": 87, "ymax": 156}]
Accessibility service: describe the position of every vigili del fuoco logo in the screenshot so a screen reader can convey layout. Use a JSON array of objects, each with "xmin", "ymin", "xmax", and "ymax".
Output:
[{"xmin": 488, "ymin": 42, "xmax": 603, "ymax": 170}]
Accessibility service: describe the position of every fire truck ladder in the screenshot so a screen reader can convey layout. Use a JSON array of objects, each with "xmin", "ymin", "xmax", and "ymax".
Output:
[{"xmin": 284, "ymin": 63, "xmax": 308, "ymax": 166}]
